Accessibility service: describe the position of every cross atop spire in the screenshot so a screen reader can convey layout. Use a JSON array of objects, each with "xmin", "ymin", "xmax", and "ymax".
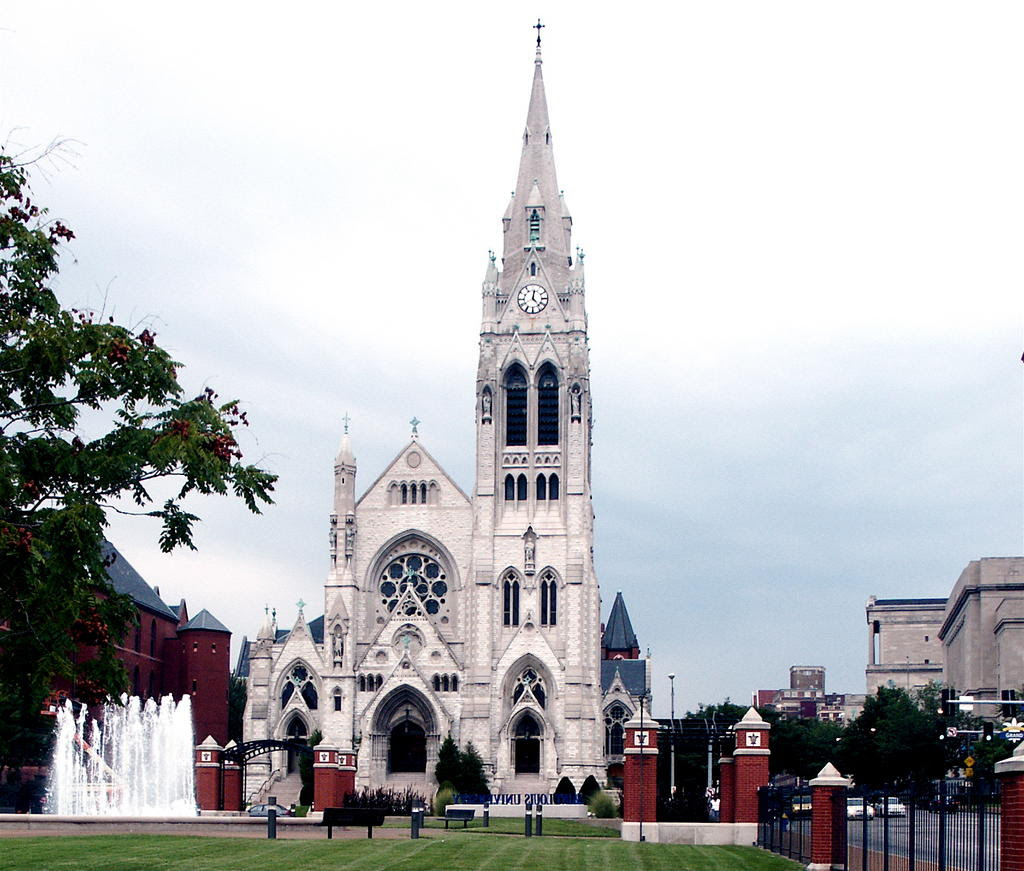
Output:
[
  {"xmin": 410, "ymin": 416, "xmax": 420, "ymax": 437},
  {"xmin": 342, "ymin": 412, "xmax": 350, "ymax": 434},
  {"xmin": 534, "ymin": 18, "xmax": 544, "ymax": 48}
]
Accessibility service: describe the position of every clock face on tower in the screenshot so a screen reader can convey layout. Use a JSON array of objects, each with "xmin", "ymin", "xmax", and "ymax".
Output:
[{"xmin": 517, "ymin": 284, "xmax": 548, "ymax": 314}]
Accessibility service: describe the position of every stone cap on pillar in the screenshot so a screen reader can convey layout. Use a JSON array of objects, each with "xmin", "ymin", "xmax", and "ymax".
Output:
[
  {"xmin": 809, "ymin": 762, "xmax": 852, "ymax": 788},
  {"xmin": 995, "ymin": 737, "xmax": 1024, "ymax": 776},
  {"xmin": 623, "ymin": 700, "xmax": 662, "ymax": 755},
  {"xmin": 195, "ymin": 735, "xmax": 222, "ymax": 765},
  {"xmin": 733, "ymin": 707, "xmax": 770, "ymax": 755},
  {"xmin": 223, "ymin": 740, "xmax": 240, "ymax": 766},
  {"xmin": 313, "ymin": 744, "xmax": 340, "ymax": 766}
]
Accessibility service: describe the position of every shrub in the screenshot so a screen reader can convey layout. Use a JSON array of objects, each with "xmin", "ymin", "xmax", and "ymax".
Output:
[
  {"xmin": 343, "ymin": 786, "xmax": 428, "ymax": 815},
  {"xmin": 433, "ymin": 786, "xmax": 455, "ymax": 817},
  {"xmin": 587, "ymin": 789, "xmax": 617, "ymax": 818}
]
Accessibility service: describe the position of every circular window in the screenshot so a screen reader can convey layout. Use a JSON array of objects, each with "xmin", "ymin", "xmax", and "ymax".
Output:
[{"xmin": 379, "ymin": 553, "xmax": 448, "ymax": 616}]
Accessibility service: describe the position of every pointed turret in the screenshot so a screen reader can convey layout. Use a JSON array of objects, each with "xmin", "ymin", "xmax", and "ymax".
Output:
[
  {"xmin": 602, "ymin": 591, "xmax": 640, "ymax": 659},
  {"xmin": 331, "ymin": 418, "xmax": 357, "ymax": 577}
]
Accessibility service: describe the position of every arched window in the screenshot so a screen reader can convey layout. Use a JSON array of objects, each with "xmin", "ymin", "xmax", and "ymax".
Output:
[
  {"xmin": 530, "ymin": 262, "xmax": 537, "ymax": 276},
  {"xmin": 451, "ymin": 675, "xmax": 459, "ymax": 692},
  {"xmin": 442, "ymin": 674, "xmax": 450, "ymax": 692},
  {"xmin": 149, "ymin": 619, "xmax": 157, "ymax": 657},
  {"xmin": 504, "ymin": 474, "xmax": 515, "ymax": 501},
  {"xmin": 536, "ymin": 474, "xmax": 547, "ymax": 501},
  {"xmin": 529, "ymin": 209, "xmax": 541, "ymax": 245},
  {"xmin": 503, "ymin": 573, "xmax": 520, "ymax": 626},
  {"xmin": 146, "ymin": 671, "xmax": 154, "ymax": 700},
  {"xmin": 134, "ymin": 623, "xmax": 141, "ymax": 652},
  {"xmin": 420, "ymin": 482, "xmax": 427, "ymax": 504},
  {"xmin": 359, "ymin": 675, "xmax": 366, "ymax": 692},
  {"xmin": 505, "ymin": 365, "xmax": 528, "ymax": 446},
  {"xmin": 540, "ymin": 571, "xmax": 557, "ymax": 626},
  {"xmin": 333, "ymin": 688, "xmax": 342, "ymax": 711},
  {"xmin": 516, "ymin": 474, "xmax": 527, "ymax": 501},
  {"xmin": 282, "ymin": 663, "xmax": 317, "ymax": 709},
  {"xmin": 537, "ymin": 363, "xmax": 559, "ymax": 445},
  {"xmin": 433, "ymin": 674, "xmax": 441, "ymax": 692},
  {"xmin": 401, "ymin": 483, "xmax": 408, "ymax": 504},
  {"xmin": 605, "ymin": 705, "xmax": 629, "ymax": 755},
  {"xmin": 512, "ymin": 667, "xmax": 546, "ymax": 708},
  {"xmin": 549, "ymin": 473, "xmax": 559, "ymax": 500},
  {"xmin": 132, "ymin": 665, "xmax": 140, "ymax": 696},
  {"xmin": 410, "ymin": 482, "xmax": 417, "ymax": 504},
  {"xmin": 376, "ymin": 674, "xmax": 383, "ymax": 690}
]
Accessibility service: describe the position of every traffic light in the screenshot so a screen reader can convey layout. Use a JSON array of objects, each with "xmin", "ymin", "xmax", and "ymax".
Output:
[
  {"xmin": 983, "ymin": 721, "xmax": 994, "ymax": 741},
  {"xmin": 941, "ymin": 688, "xmax": 956, "ymax": 717},
  {"xmin": 1002, "ymin": 689, "xmax": 1017, "ymax": 719}
]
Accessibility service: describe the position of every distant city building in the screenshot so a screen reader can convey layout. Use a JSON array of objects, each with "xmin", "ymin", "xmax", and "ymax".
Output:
[
  {"xmin": 865, "ymin": 596, "xmax": 945, "ymax": 694},
  {"xmin": 755, "ymin": 666, "xmax": 864, "ymax": 723},
  {"xmin": 867, "ymin": 556, "xmax": 1024, "ymax": 716}
]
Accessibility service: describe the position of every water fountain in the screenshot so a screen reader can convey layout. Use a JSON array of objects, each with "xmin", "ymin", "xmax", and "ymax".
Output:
[{"xmin": 49, "ymin": 694, "xmax": 197, "ymax": 816}]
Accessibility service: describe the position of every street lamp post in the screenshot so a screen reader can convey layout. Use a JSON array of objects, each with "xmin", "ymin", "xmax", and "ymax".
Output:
[{"xmin": 668, "ymin": 673, "xmax": 676, "ymax": 798}]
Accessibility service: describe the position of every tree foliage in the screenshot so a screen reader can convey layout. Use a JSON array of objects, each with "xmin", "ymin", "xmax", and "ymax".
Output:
[
  {"xmin": 0, "ymin": 150, "xmax": 276, "ymax": 767},
  {"xmin": 432, "ymin": 734, "xmax": 489, "ymax": 795}
]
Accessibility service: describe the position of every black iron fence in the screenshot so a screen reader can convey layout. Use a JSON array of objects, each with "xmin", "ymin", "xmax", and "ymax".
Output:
[{"xmin": 759, "ymin": 779, "xmax": 1001, "ymax": 871}]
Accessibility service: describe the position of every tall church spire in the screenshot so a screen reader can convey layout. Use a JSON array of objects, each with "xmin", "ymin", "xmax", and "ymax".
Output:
[{"xmin": 502, "ymin": 31, "xmax": 570, "ymax": 271}]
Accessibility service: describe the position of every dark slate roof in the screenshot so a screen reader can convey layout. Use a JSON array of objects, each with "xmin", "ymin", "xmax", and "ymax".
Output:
[
  {"xmin": 601, "ymin": 659, "xmax": 647, "ymax": 695},
  {"xmin": 101, "ymin": 541, "xmax": 177, "ymax": 620},
  {"xmin": 234, "ymin": 637, "xmax": 251, "ymax": 677},
  {"xmin": 181, "ymin": 608, "xmax": 230, "ymax": 633},
  {"xmin": 873, "ymin": 598, "xmax": 947, "ymax": 606},
  {"xmin": 603, "ymin": 591, "xmax": 638, "ymax": 651},
  {"xmin": 169, "ymin": 604, "xmax": 181, "ymax": 618}
]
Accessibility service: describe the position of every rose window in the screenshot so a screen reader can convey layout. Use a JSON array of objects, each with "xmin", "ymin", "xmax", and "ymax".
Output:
[{"xmin": 379, "ymin": 554, "xmax": 448, "ymax": 616}]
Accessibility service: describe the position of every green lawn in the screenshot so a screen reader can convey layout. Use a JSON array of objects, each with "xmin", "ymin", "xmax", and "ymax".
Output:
[{"xmin": 0, "ymin": 835, "xmax": 802, "ymax": 871}]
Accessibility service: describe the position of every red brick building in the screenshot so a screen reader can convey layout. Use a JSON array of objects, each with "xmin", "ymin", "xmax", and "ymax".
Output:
[{"xmin": 52, "ymin": 542, "xmax": 231, "ymax": 745}]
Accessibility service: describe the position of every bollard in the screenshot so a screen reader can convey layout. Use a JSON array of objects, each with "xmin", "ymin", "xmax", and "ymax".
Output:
[
  {"xmin": 410, "ymin": 803, "xmax": 422, "ymax": 839},
  {"xmin": 267, "ymin": 807, "xmax": 277, "ymax": 839},
  {"xmin": 536, "ymin": 802, "xmax": 543, "ymax": 836},
  {"xmin": 483, "ymin": 800, "xmax": 490, "ymax": 827},
  {"xmin": 525, "ymin": 799, "xmax": 533, "ymax": 837}
]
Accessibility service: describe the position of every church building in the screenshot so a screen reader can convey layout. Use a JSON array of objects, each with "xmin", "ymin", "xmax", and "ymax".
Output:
[{"xmin": 240, "ymin": 35, "xmax": 649, "ymax": 802}]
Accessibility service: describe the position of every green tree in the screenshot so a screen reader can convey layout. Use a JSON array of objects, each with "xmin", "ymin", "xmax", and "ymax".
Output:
[
  {"xmin": 459, "ymin": 741, "xmax": 489, "ymax": 795},
  {"xmin": 434, "ymin": 734, "xmax": 460, "ymax": 790},
  {"xmin": 299, "ymin": 729, "xmax": 322, "ymax": 806},
  {"xmin": 764, "ymin": 713, "xmax": 844, "ymax": 780},
  {"xmin": 0, "ymin": 150, "xmax": 276, "ymax": 768},
  {"xmin": 228, "ymin": 675, "xmax": 247, "ymax": 744},
  {"xmin": 837, "ymin": 687, "xmax": 944, "ymax": 788}
]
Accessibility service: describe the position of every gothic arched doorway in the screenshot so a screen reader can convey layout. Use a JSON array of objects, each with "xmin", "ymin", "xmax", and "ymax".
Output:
[
  {"xmin": 513, "ymin": 712, "xmax": 541, "ymax": 774},
  {"xmin": 285, "ymin": 716, "xmax": 308, "ymax": 774},
  {"xmin": 389, "ymin": 720, "xmax": 426, "ymax": 772},
  {"xmin": 370, "ymin": 685, "xmax": 439, "ymax": 777}
]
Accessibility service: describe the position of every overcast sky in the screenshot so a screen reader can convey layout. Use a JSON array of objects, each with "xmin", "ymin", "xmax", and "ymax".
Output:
[{"xmin": 3, "ymin": 3, "xmax": 1022, "ymax": 716}]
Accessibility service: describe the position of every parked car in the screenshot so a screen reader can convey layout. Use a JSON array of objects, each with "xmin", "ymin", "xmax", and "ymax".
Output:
[
  {"xmin": 874, "ymin": 797, "xmax": 907, "ymax": 817},
  {"xmin": 790, "ymin": 796, "xmax": 813, "ymax": 818},
  {"xmin": 847, "ymin": 798, "xmax": 875, "ymax": 820},
  {"xmin": 247, "ymin": 803, "xmax": 292, "ymax": 817},
  {"xmin": 925, "ymin": 793, "xmax": 965, "ymax": 813}
]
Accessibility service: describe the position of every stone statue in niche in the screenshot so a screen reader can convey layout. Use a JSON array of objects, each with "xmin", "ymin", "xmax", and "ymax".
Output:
[
  {"xmin": 524, "ymin": 528, "xmax": 536, "ymax": 577},
  {"xmin": 570, "ymin": 383, "xmax": 582, "ymax": 422},
  {"xmin": 481, "ymin": 388, "xmax": 492, "ymax": 423},
  {"xmin": 332, "ymin": 626, "xmax": 344, "ymax": 663},
  {"xmin": 344, "ymin": 514, "xmax": 356, "ymax": 558}
]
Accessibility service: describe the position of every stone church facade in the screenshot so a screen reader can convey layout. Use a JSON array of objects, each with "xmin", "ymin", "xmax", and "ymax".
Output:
[{"xmin": 240, "ymin": 40, "xmax": 647, "ymax": 801}]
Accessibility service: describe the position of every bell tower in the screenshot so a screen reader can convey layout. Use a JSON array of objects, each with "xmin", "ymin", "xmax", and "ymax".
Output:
[{"xmin": 467, "ymin": 28, "xmax": 603, "ymax": 789}]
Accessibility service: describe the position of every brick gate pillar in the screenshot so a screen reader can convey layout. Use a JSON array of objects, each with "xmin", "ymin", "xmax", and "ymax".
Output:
[
  {"xmin": 338, "ymin": 749, "xmax": 357, "ymax": 806},
  {"xmin": 221, "ymin": 740, "xmax": 242, "ymax": 812},
  {"xmin": 719, "ymin": 755, "xmax": 735, "ymax": 822},
  {"xmin": 194, "ymin": 735, "xmax": 223, "ymax": 811},
  {"xmin": 808, "ymin": 762, "xmax": 851, "ymax": 871},
  {"xmin": 622, "ymin": 703, "xmax": 661, "ymax": 825},
  {"xmin": 732, "ymin": 707, "xmax": 770, "ymax": 824},
  {"xmin": 995, "ymin": 741, "xmax": 1024, "ymax": 871},
  {"xmin": 313, "ymin": 745, "xmax": 341, "ymax": 809}
]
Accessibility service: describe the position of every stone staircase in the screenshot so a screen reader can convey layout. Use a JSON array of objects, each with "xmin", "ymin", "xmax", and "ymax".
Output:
[{"xmin": 261, "ymin": 770, "xmax": 303, "ymax": 807}]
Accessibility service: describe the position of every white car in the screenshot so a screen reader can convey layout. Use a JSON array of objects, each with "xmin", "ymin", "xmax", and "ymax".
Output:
[
  {"xmin": 847, "ymin": 798, "xmax": 875, "ymax": 820},
  {"xmin": 874, "ymin": 798, "xmax": 907, "ymax": 817}
]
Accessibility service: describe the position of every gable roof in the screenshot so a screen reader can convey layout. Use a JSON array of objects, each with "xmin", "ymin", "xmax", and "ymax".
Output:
[
  {"xmin": 181, "ymin": 608, "xmax": 230, "ymax": 633},
  {"xmin": 601, "ymin": 659, "xmax": 646, "ymax": 695},
  {"xmin": 101, "ymin": 541, "xmax": 177, "ymax": 621},
  {"xmin": 603, "ymin": 591, "xmax": 638, "ymax": 651},
  {"xmin": 234, "ymin": 637, "xmax": 251, "ymax": 677},
  {"xmin": 275, "ymin": 614, "xmax": 324, "ymax": 646}
]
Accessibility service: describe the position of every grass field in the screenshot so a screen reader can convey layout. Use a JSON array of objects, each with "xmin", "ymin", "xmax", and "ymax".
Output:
[{"xmin": 0, "ymin": 834, "xmax": 803, "ymax": 871}]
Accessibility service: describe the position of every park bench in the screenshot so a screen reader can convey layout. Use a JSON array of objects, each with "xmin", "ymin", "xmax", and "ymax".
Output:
[
  {"xmin": 320, "ymin": 807, "xmax": 387, "ymax": 839},
  {"xmin": 443, "ymin": 807, "xmax": 476, "ymax": 829}
]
